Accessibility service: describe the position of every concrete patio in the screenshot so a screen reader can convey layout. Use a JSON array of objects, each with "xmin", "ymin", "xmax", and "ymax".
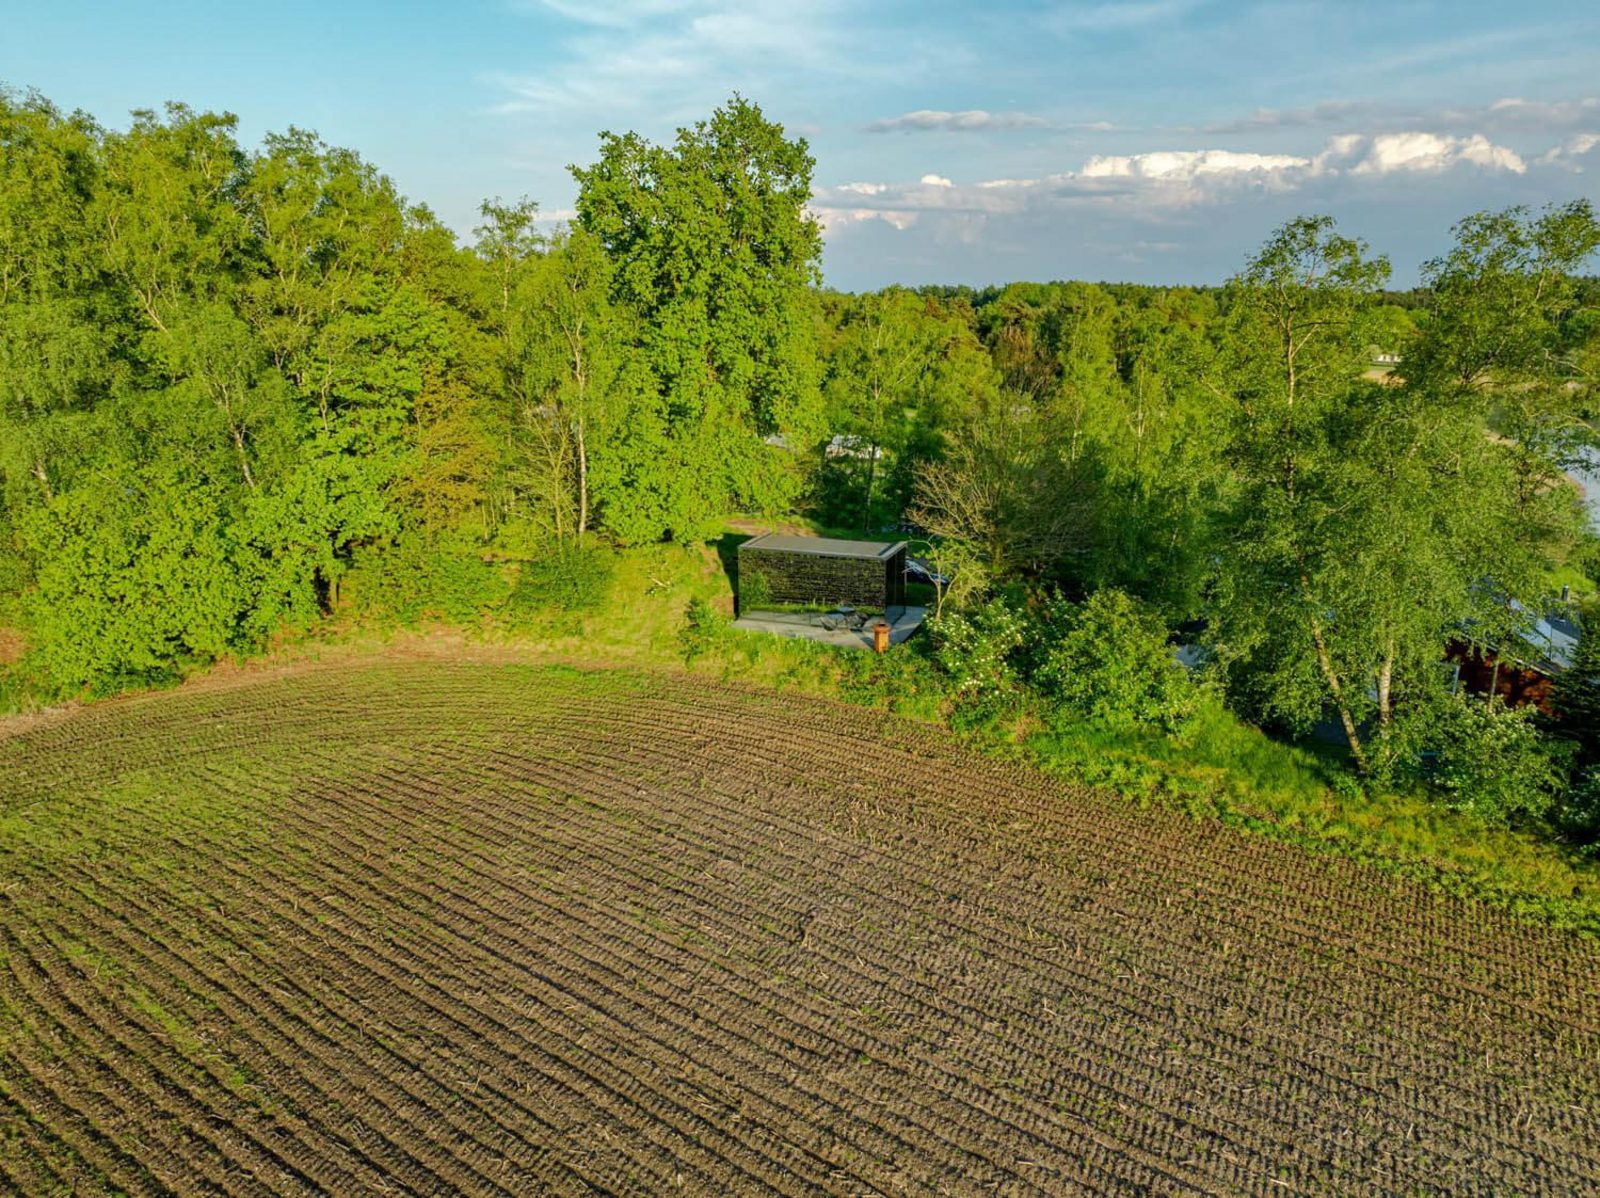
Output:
[{"xmin": 732, "ymin": 606, "xmax": 928, "ymax": 650}]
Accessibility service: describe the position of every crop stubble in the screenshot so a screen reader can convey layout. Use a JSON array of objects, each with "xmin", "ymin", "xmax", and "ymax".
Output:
[{"xmin": 2, "ymin": 662, "xmax": 1598, "ymax": 1195}]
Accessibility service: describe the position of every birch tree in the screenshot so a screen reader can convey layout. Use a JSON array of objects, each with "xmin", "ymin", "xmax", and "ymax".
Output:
[{"xmin": 1210, "ymin": 216, "xmax": 1390, "ymax": 771}]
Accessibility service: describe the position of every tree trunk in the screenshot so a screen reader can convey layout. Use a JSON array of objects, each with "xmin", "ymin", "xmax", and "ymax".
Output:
[
  {"xmin": 570, "ymin": 313, "xmax": 589, "ymax": 540},
  {"xmin": 859, "ymin": 379, "xmax": 884, "ymax": 535},
  {"xmin": 1308, "ymin": 605, "xmax": 1368, "ymax": 774},
  {"xmin": 859, "ymin": 442, "xmax": 878, "ymax": 535},
  {"xmin": 576, "ymin": 416, "xmax": 589, "ymax": 537},
  {"xmin": 1376, "ymin": 640, "xmax": 1394, "ymax": 732},
  {"xmin": 230, "ymin": 426, "xmax": 256, "ymax": 490},
  {"xmin": 31, "ymin": 458, "xmax": 53, "ymax": 502}
]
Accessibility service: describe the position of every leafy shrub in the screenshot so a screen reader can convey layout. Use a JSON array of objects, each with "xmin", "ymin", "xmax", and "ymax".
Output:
[
  {"xmin": 834, "ymin": 641, "xmax": 940, "ymax": 714},
  {"xmin": 1032, "ymin": 589, "xmax": 1198, "ymax": 734},
  {"xmin": 926, "ymin": 587, "xmax": 1197, "ymax": 733},
  {"xmin": 737, "ymin": 565, "xmax": 773, "ymax": 611},
  {"xmin": 12, "ymin": 451, "xmax": 393, "ymax": 698},
  {"xmin": 1387, "ymin": 693, "xmax": 1567, "ymax": 824},
  {"xmin": 679, "ymin": 596, "xmax": 730, "ymax": 663},
  {"xmin": 349, "ymin": 533, "xmax": 510, "ymax": 625},
  {"xmin": 21, "ymin": 479, "xmax": 246, "ymax": 695},
  {"xmin": 926, "ymin": 596, "xmax": 1028, "ymax": 701},
  {"xmin": 1328, "ymin": 769, "xmax": 1367, "ymax": 802},
  {"xmin": 0, "ymin": 540, "xmax": 29, "ymax": 598},
  {"xmin": 508, "ymin": 543, "xmax": 615, "ymax": 619},
  {"xmin": 1555, "ymin": 765, "xmax": 1600, "ymax": 853}
]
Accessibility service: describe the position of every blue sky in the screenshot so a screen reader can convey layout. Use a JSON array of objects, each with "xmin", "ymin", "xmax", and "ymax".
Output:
[{"xmin": 4, "ymin": 0, "xmax": 1598, "ymax": 289}]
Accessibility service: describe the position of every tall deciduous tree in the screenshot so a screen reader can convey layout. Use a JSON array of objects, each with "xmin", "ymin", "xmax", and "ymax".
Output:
[
  {"xmin": 0, "ymin": 94, "xmax": 480, "ymax": 691},
  {"xmin": 1407, "ymin": 201, "xmax": 1600, "ymax": 698},
  {"xmin": 1209, "ymin": 216, "xmax": 1392, "ymax": 770},
  {"xmin": 571, "ymin": 95, "xmax": 823, "ymax": 542},
  {"xmin": 1081, "ymin": 294, "xmax": 1225, "ymax": 615},
  {"xmin": 1210, "ymin": 210, "xmax": 1599, "ymax": 773},
  {"xmin": 0, "ymin": 92, "xmax": 109, "ymax": 519},
  {"xmin": 821, "ymin": 289, "xmax": 994, "ymax": 532},
  {"xmin": 517, "ymin": 228, "xmax": 640, "ymax": 541},
  {"xmin": 910, "ymin": 401, "xmax": 1089, "ymax": 577}
]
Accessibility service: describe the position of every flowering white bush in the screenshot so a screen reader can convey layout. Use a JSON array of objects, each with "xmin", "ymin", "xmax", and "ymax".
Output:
[{"xmin": 927, "ymin": 598, "xmax": 1029, "ymax": 699}]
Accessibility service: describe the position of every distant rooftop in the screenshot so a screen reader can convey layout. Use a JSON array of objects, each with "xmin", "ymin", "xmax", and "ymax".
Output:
[{"xmin": 739, "ymin": 533, "xmax": 906, "ymax": 561}]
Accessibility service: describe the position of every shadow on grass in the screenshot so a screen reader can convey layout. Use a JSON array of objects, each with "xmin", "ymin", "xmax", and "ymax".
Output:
[{"xmin": 710, "ymin": 532, "xmax": 752, "ymax": 608}]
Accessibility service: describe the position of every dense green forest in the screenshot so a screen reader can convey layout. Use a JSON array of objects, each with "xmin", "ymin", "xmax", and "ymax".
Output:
[{"xmin": 3, "ymin": 88, "xmax": 1599, "ymax": 847}]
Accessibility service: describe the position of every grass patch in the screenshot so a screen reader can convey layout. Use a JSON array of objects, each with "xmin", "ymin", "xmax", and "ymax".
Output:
[
  {"xmin": 507, "ymin": 542, "xmax": 617, "ymax": 628},
  {"xmin": 1020, "ymin": 698, "xmax": 1600, "ymax": 934}
]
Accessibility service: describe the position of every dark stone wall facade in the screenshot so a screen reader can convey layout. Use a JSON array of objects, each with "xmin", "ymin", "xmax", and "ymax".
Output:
[
  {"xmin": 885, "ymin": 547, "xmax": 906, "ymax": 609},
  {"xmin": 738, "ymin": 546, "xmax": 905, "ymax": 612}
]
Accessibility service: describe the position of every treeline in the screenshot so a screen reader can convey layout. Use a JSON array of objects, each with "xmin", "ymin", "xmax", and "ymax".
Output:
[
  {"xmin": 0, "ymin": 90, "xmax": 828, "ymax": 691},
  {"xmin": 2, "ymin": 88, "xmax": 1598, "ymax": 834},
  {"xmin": 864, "ymin": 214, "xmax": 1600, "ymax": 828}
]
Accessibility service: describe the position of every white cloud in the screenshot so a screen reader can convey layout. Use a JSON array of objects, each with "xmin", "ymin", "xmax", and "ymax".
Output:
[
  {"xmin": 809, "ymin": 206, "xmax": 920, "ymax": 232},
  {"xmin": 1348, "ymin": 132, "xmax": 1525, "ymax": 175},
  {"xmin": 1079, "ymin": 149, "xmax": 1312, "ymax": 181},
  {"xmin": 1205, "ymin": 101, "xmax": 1370, "ymax": 135},
  {"xmin": 493, "ymin": 0, "xmax": 852, "ymax": 118},
  {"xmin": 810, "ymin": 128, "xmax": 1537, "ymax": 238},
  {"xmin": 810, "ymin": 172, "xmax": 991, "ymax": 232},
  {"xmin": 867, "ymin": 109, "xmax": 1046, "ymax": 133},
  {"xmin": 1205, "ymin": 95, "xmax": 1600, "ymax": 137},
  {"xmin": 1539, "ymin": 132, "xmax": 1600, "ymax": 170},
  {"xmin": 1313, "ymin": 132, "xmax": 1367, "ymax": 168},
  {"xmin": 1483, "ymin": 96, "xmax": 1600, "ymax": 130}
]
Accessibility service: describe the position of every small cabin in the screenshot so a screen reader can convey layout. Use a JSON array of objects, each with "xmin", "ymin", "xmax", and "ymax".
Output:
[
  {"xmin": 736, "ymin": 534, "xmax": 907, "ymax": 616},
  {"xmin": 1446, "ymin": 606, "xmax": 1580, "ymax": 715}
]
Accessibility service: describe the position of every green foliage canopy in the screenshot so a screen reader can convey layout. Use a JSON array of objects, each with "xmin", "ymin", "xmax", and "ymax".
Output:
[
  {"xmin": 3, "ymin": 83, "xmax": 1600, "ymax": 860},
  {"xmin": 572, "ymin": 96, "xmax": 824, "ymax": 543}
]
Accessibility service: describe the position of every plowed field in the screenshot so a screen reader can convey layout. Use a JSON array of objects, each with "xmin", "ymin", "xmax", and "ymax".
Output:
[{"xmin": 2, "ymin": 661, "xmax": 1598, "ymax": 1196}]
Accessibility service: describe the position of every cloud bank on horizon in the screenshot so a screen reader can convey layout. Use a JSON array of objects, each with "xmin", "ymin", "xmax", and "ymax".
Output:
[
  {"xmin": 811, "ymin": 130, "xmax": 1540, "ymax": 233},
  {"xmin": 487, "ymin": 0, "xmax": 1600, "ymax": 289},
  {"xmin": 4, "ymin": 0, "xmax": 1597, "ymax": 289}
]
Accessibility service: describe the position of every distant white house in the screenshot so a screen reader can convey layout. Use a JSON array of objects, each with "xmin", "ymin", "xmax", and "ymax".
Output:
[{"xmin": 825, "ymin": 434, "xmax": 882, "ymax": 460}]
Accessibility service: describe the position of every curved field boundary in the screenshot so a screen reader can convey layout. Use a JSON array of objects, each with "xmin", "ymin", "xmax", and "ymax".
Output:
[{"xmin": 2, "ymin": 661, "xmax": 1598, "ymax": 1195}]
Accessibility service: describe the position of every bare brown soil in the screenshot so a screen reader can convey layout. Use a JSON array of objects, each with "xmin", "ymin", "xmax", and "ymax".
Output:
[{"xmin": 2, "ymin": 661, "xmax": 1598, "ymax": 1195}]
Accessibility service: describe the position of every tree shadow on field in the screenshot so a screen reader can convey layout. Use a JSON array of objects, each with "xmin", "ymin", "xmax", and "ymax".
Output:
[{"xmin": 710, "ymin": 533, "xmax": 751, "ymax": 607}]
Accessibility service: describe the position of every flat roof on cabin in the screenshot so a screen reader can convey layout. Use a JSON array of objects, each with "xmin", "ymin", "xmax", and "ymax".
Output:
[{"xmin": 739, "ymin": 533, "xmax": 907, "ymax": 561}]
